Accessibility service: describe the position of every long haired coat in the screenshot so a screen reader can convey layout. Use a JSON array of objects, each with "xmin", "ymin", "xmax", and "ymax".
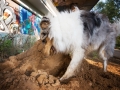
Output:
[{"xmin": 41, "ymin": 9, "xmax": 120, "ymax": 82}]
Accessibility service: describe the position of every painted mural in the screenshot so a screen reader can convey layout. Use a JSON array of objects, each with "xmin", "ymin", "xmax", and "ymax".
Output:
[
  {"xmin": 0, "ymin": 0, "xmax": 41, "ymax": 36},
  {"xmin": 0, "ymin": 0, "xmax": 16, "ymax": 32}
]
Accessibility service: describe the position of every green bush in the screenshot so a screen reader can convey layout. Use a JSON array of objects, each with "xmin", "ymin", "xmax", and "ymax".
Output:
[
  {"xmin": 0, "ymin": 35, "xmax": 13, "ymax": 61},
  {"xmin": 0, "ymin": 34, "xmax": 36, "ymax": 61}
]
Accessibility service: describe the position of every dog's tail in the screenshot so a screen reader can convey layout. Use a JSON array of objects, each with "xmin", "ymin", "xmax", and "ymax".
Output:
[{"xmin": 112, "ymin": 20, "xmax": 120, "ymax": 37}]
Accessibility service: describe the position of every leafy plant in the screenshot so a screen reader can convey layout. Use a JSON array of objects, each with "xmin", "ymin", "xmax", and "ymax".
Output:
[
  {"xmin": 0, "ymin": 34, "xmax": 14, "ymax": 61},
  {"xmin": 93, "ymin": 0, "xmax": 120, "ymax": 23},
  {"xmin": 0, "ymin": 34, "xmax": 36, "ymax": 61},
  {"xmin": 93, "ymin": 0, "xmax": 120, "ymax": 49}
]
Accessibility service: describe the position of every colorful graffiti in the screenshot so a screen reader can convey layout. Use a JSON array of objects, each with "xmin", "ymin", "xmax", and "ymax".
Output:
[
  {"xmin": 0, "ymin": 0, "xmax": 41, "ymax": 37},
  {"xmin": 0, "ymin": 0, "xmax": 16, "ymax": 32},
  {"xmin": 19, "ymin": 7, "xmax": 40, "ymax": 36}
]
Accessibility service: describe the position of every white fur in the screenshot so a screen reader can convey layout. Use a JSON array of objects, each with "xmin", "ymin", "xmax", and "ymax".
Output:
[
  {"xmin": 47, "ymin": 10, "xmax": 85, "ymax": 81},
  {"xmin": 48, "ymin": 10, "xmax": 84, "ymax": 53}
]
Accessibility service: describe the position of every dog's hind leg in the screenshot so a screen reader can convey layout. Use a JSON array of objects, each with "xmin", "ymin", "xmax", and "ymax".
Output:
[
  {"xmin": 60, "ymin": 48, "xmax": 85, "ymax": 82},
  {"xmin": 99, "ymin": 47, "xmax": 108, "ymax": 72},
  {"xmin": 99, "ymin": 34, "xmax": 115, "ymax": 72}
]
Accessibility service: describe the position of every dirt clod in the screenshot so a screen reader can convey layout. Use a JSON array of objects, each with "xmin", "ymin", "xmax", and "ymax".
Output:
[
  {"xmin": 37, "ymin": 74, "xmax": 48, "ymax": 85},
  {"xmin": 31, "ymin": 72, "xmax": 38, "ymax": 77}
]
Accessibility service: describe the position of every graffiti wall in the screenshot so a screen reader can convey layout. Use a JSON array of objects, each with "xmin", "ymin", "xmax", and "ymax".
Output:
[
  {"xmin": 0, "ymin": 0, "xmax": 41, "ymax": 37},
  {"xmin": 0, "ymin": 0, "xmax": 41, "ymax": 60}
]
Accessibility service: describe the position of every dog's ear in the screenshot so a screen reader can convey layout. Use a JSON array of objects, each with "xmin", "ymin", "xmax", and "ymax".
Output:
[
  {"xmin": 45, "ymin": 37, "xmax": 49, "ymax": 42},
  {"xmin": 46, "ymin": 37, "xmax": 54, "ymax": 44},
  {"xmin": 51, "ymin": 37, "xmax": 54, "ymax": 43}
]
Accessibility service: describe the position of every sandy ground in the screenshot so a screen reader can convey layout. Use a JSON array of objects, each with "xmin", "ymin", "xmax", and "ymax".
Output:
[{"xmin": 0, "ymin": 40, "xmax": 120, "ymax": 90}]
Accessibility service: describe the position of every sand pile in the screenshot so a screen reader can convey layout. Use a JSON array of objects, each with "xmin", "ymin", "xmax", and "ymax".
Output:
[{"xmin": 0, "ymin": 40, "xmax": 120, "ymax": 90}]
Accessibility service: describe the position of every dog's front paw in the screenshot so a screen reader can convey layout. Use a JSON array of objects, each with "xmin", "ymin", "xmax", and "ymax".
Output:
[{"xmin": 60, "ymin": 76, "xmax": 71, "ymax": 84}]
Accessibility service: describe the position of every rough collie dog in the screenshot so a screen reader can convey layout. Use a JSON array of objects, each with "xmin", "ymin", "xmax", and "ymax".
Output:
[{"xmin": 40, "ymin": 8, "xmax": 120, "ymax": 82}]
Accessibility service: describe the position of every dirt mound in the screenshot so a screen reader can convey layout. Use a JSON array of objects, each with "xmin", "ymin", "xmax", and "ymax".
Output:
[{"xmin": 0, "ymin": 40, "xmax": 120, "ymax": 90}]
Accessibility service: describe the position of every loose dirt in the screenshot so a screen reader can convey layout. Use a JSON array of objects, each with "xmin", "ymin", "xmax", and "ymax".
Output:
[{"xmin": 0, "ymin": 40, "xmax": 120, "ymax": 90}]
